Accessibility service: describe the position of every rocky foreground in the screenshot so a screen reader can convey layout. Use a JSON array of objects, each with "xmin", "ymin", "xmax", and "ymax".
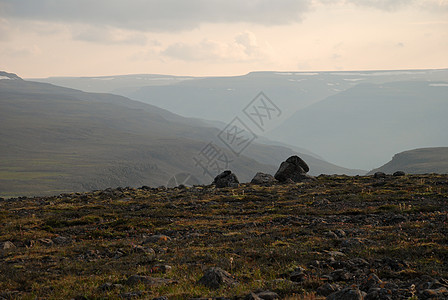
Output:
[{"xmin": 1, "ymin": 174, "xmax": 448, "ymax": 299}]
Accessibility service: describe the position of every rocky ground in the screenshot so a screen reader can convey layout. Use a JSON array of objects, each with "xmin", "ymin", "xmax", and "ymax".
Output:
[{"xmin": 1, "ymin": 174, "xmax": 448, "ymax": 299}]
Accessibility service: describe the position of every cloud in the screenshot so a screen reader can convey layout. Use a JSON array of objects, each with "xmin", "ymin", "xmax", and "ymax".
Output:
[
  {"xmin": 0, "ymin": 17, "xmax": 10, "ymax": 40},
  {"xmin": 0, "ymin": 0, "xmax": 311, "ymax": 31},
  {"xmin": 314, "ymin": 0, "xmax": 416, "ymax": 11},
  {"xmin": 73, "ymin": 26, "xmax": 147, "ymax": 45},
  {"xmin": 1, "ymin": 45, "xmax": 41, "ymax": 57},
  {"xmin": 162, "ymin": 31, "xmax": 271, "ymax": 62},
  {"xmin": 345, "ymin": 0, "xmax": 413, "ymax": 11}
]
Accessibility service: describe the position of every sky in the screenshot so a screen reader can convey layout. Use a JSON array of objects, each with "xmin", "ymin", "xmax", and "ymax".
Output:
[{"xmin": 0, "ymin": 0, "xmax": 447, "ymax": 78}]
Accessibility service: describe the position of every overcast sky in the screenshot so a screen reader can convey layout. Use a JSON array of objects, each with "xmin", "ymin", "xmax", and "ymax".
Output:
[{"xmin": 1, "ymin": 0, "xmax": 447, "ymax": 77}]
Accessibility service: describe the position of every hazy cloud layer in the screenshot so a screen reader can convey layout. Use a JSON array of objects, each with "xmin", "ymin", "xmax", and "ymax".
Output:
[
  {"xmin": 344, "ymin": 0, "xmax": 413, "ymax": 11},
  {"xmin": 0, "ymin": 0, "xmax": 311, "ymax": 31},
  {"xmin": 162, "ymin": 31, "xmax": 270, "ymax": 62},
  {"xmin": 316, "ymin": 0, "xmax": 448, "ymax": 11},
  {"xmin": 73, "ymin": 26, "xmax": 148, "ymax": 45}
]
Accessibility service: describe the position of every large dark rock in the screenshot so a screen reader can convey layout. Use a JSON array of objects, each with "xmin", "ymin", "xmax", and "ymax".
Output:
[
  {"xmin": 393, "ymin": 171, "xmax": 406, "ymax": 176},
  {"xmin": 213, "ymin": 170, "xmax": 239, "ymax": 188},
  {"xmin": 197, "ymin": 267, "xmax": 237, "ymax": 289},
  {"xmin": 274, "ymin": 156, "xmax": 313, "ymax": 183},
  {"xmin": 251, "ymin": 172, "xmax": 276, "ymax": 185},
  {"xmin": 373, "ymin": 172, "xmax": 386, "ymax": 179}
]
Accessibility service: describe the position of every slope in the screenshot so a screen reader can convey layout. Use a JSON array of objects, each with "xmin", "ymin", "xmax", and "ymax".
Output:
[{"xmin": 369, "ymin": 147, "xmax": 448, "ymax": 174}]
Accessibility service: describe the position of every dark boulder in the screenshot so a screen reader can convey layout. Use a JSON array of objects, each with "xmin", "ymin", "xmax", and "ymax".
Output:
[
  {"xmin": 373, "ymin": 172, "xmax": 386, "ymax": 179},
  {"xmin": 393, "ymin": 171, "xmax": 406, "ymax": 176},
  {"xmin": 251, "ymin": 172, "xmax": 276, "ymax": 185},
  {"xmin": 213, "ymin": 170, "xmax": 239, "ymax": 188},
  {"xmin": 197, "ymin": 267, "xmax": 237, "ymax": 289},
  {"xmin": 274, "ymin": 156, "xmax": 314, "ymax": 183}
]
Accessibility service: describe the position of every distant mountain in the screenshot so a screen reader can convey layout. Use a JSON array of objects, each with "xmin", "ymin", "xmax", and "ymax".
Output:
[
  {"xmin": 0, "ymin": 74, "xmax": 361, "ymax": 197},
  {"xmin": 267, "ymin": 81, "xmax": 448, "ymax": 170},
  {"xmin": 369, "ymin": 147, "xmax": 448, "ymax": 174},
  {"xmin": 31, "ymin": 69, "xmax": 448, "ymax": 125},
  {"xmin": 0, "ymin": 71, "xmax": 22, "ymax": 80}
]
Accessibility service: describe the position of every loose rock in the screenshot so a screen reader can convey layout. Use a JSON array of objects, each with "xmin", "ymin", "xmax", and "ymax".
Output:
[
  {"xmin": 393, "ymin": 171, "xmax": 406, "ymax": 176},
  {"xmin": 373, "ymin": 172, "xmax": 386, "ymax": 179},
  {"xmin": 250, "ymin": 172, "xmax": 276, "ymax": 186},
  {"xmin": 327, "ymin": 287, "xmax": 366, "ymax": 300},
  {"xmin": 2, "ymin": 241, "xmax": 16, "ymax": 250},
  {"xmin": 126, "ymin": 275, "xmax": 174, "ymax": 286},
  {"xmin": 197, "ymin": 267, "xmax": 237, "ymax": 289},
  {"xmin": 213, "ymin": 170, "xmax": 239, "ymax": 188},
  {"xmin": 317, "ymin": 283, "xmax": 341, "ymax": 296},
  {"xmin": 144, "ymin": 234, "xmax": 171, "ymax": 243},
  {"xmin": 274, "ymin": 155, "xmax": 314, "ymax": 183}
]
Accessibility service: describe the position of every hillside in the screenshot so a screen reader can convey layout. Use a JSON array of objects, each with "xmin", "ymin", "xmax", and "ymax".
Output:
[
  {"xmin": 267, "ymin": 81, "xmax": 448, "ymax": 170},
  {"xmin": 0, "ymin": 74, "xmax": 361, "ymax": 197},
  {"xmin": 369, "ymin": 147, "xmax": 448, "ymax": 175},
  {"xmin": 1, "ymin": 175, "xmax": 448, "ymax": 299}
]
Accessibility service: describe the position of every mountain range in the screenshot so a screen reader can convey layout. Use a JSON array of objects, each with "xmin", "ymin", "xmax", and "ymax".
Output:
[
  {"xmin": 33, "ymin": 69, "xmax": 448, "ymax": 169},
  {"xmin": 0, "ymin": 72, "xmax": 361, "ymax": 198}
]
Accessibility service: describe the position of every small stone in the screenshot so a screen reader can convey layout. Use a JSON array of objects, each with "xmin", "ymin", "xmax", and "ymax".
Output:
[
  {"xmin": 325, "ymin": 231, "xmax": 339, "ymax": 239},
  {"xmin": 327, "ymin": 287, "xmax": 365, "ymax": 300},
  {"xmin": 334, "ymin": 229, "xmax": 346, "ymax": 238},
  {"xmin": 348, "ymin": 258, "xmax": 369, "ymax": 269},
  {"xmin": 341, "ymin": 238, "xmax": 365, "ymax": 248},
  {"xmin": 245, "ymin": 292, "xmax": 262, "ymax": 300},
  {"xmin": 317, "ymin": 283, "xmax": 341, "ymax": 296},
  {"xmin": 38, "ymin": 238, "xmax": 54, "ymax": 247},
  {"xmin": 361, "ymin": 273, "xmax": 383, "ymax": 292},
  {"xmin": 126, "ymin": 275, "xmax": 174, "ymax": 286},
  {"xmin": 256, "ymin": 291, "xmax": 280, "ymax": 300},
  {"xmin": 197, "ymin": 267, "xmax": 237, "ymax": 289},
  {"xmin": 328, "ymin": 269, "xmax": 352, "ymax": 282},
  {"xmin": 133, "ymin": 245, "xmax": 156, "ymax": 259},
  {"xmin": 120, "ymin": 291, "xmax": 142, "ymax": 299},
  {"xmin": 151, "ymin": 264, "xmax": 172, "ymax": 273},
  {"xmin": 290, "ymin": 267, "xmax": 306, "ymax": 282},
  {"xmin": 52, "ymin": 236, "xmax": 71, "ymax": 245},
  {"xmin": 365, "ymin": 288, "xmax": 392, "ymax": 300},
  {"xmin": 2, "ymin": 241, "xmax": 16, "ymax": 250},
  {"xmin": 326, "ymin": 251, "xmax": 346, "ymax": 257},
  {"xmin": 99, "ymin": 282, "xmax": 123, "ymax": 291},
  {"xmin": 144, "ymin": 235, "xmax": 171, "ymax": 243},
  {"xmin": 420, "ymin": 287, "xmax": 448, "ymax": 298}
]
